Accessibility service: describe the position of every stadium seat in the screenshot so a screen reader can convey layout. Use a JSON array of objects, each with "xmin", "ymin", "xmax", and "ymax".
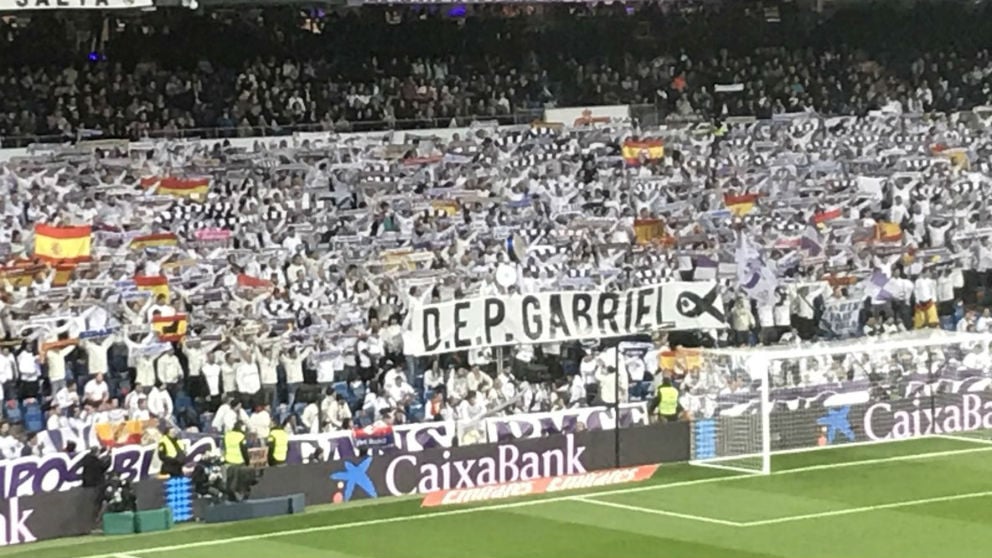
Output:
[
  {"xmin": 23, "ymin": 401, "xmax": 44, "ymax": 433},
  {"xmin": 4, "ymin": 401, "xmax": 21, "ymax": 424},
  {"xmin": 199, "ymin": 412, "xmax": 215, "ymax": 433},
  {"xmin": 332, "ymin": 381, "xmax": 350, "ymax": 399},
  {"xmin": 407, "ymin": 403, "xmax": 425, "ymax": 422}
]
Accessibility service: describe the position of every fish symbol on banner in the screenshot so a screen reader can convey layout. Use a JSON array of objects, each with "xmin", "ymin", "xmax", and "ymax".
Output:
[{"xmin": 676, "ymin": 284, "xmax": 725, "ymax": 322}]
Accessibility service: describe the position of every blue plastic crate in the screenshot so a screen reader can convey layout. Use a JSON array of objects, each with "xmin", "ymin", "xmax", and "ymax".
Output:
[{"xmin": 163, "ymin": 477, "xmax": 193, "ymax": 522}]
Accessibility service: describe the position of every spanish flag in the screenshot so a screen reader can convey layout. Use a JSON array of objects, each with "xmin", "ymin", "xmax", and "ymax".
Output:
[
  {"xmin": 152, "ymin": 313, "xmax": 187, "ymax": 342},
  {"xmin": 622, "ymin": 139, "xmax": 665, "ymax": 165},
  {"xmin": 130, "ymin": 233, "xmax": 179, "ymax": 250},
  {"xmin": 724, "ymin": 193, "xmax": 759, "ymax": 217},
  {"xmin": 134, "ymin": 275, "xmax": 170, "ymax": 300},
  {"xmin": 140, "ymin": 177, "xmax": 210, "ymax": 198},
  {"xmin": 875, "ymin": 221, "xmax": 903, "ymax": 242},
  {"xmin": 33, "ymin": 224, "xmax": 92, "ymax": 263}
]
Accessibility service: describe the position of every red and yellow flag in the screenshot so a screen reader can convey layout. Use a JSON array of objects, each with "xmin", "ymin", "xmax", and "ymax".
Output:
[
  {"xmin": 875, "ymin": 221, "xmax": 903, "ymax": 242},
  {"xmin": 152, "ymin": 313, "xmax": 188, "ymax": 342},
  {"xmin": 622, "ymin": 139, "xmax": 665, "ymax": 165},
  {"xmin": 140, "ymin": 177, "xmax": 210, "ymax": 198},
  {"xmin": 812, "ymin": 207, "xmax": 843, "ymax": 224},
  {"xmin": 134, "ymin": 275, "xmax": 170, "ymax": 300},
  {"xmin": 130, "ymin": 233, "xmax": 179, "ymax": 250},
  {"xmin": 95, "ymin": 419, "xmax": 156, "ymax": 447},
  {"xmin": 633, "ymin": 218, "xmax": 666, "ymax": 245},
  {"xmin": 33, "ymin": 224, "xmax": 92, "ymax": 263},
  {"xmin": 724, "ymin": 193, "xmax": 759, "ymax": 217}
]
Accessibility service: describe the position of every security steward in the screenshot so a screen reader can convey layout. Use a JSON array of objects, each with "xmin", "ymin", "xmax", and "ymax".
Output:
[
  {"xmin": 657, "ymin": 377, "xmax": 681, "ymax": 423},
  {"xmin": 222, "ymin": 422, "xmax": 255, "ymax": 502},
  {"xmin": 266, "ymin": 419, "xmax": 289, "ymax": 467},
  {"xmin": 223, "ymin": 422, "xmax": 250, "ymax": 466},
  {"xmin": 158, "ymin": 426, "xmax": 186, "ymax": 478}
]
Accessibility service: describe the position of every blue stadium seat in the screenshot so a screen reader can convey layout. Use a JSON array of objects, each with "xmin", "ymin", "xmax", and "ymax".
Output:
[
  {"xmin": 332, "ymin": 381, "xmax": 350, "ymax": 398},
  {"xmin": 174, "ymin": 392, "xmax": 193, "ymax": 413},
  {"xmin": 406, "ymin": 403, "xmax": 425, "ymax": 423},
  {"xmin": 4, "ymin": 401, "xmax": 21, "ymax": 424},
  {"xmin": 199, "ymin": 412, "xmax": 215, "ymax": 433},
  {"xmin": 23, "ymin": 401, "xmax": 43, "ymax": 433}
]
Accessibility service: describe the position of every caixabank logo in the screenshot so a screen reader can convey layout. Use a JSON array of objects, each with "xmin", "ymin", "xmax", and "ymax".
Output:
[
  {"xmin": 329, "ymin": 434, "xmax": 590, "ymax": 502},
  {"xmin": 329, "ymin": 456, "xmax": 378, "ymax": 503},
  {"xmin": 816, "ymin": 406, "xmax": 856, "ymax": 446},
  {"xmin": 864, "ymin": 393, "xmax": 992, "ymax": 440}
]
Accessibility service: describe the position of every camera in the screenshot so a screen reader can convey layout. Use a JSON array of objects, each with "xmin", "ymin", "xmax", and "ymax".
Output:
[
  {"xmin": 103, "ymin": 473, "xmax": 137, "ymax": 513},
  {"xmin": 192, "ymin": 452, "xmax": 228, "ymax": 503}
]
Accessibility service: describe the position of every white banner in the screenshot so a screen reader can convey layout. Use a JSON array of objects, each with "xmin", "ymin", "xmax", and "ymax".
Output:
[
  {"xmin": 1, "ymin": 0, "xmax": 152, "ymax": 9},
  {"xmin": 405, "ymin": 281, "xmax": 727, "ymax": 356}
]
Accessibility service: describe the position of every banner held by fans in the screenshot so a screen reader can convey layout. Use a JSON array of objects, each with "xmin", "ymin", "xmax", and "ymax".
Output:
[{"xmin": 406, "ymin": 281, "xmax": 726, "ymax": 356}]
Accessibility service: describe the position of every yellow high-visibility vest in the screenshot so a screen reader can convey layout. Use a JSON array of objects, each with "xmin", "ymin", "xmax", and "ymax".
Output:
[
  {"xmin": 268, "ymin": 428, "xmax": 288, "ymax": 463},
  {"xmin": 223, "ymin": 430, "xmax": 246, "ymax": 465},
  {"xmin": 158, "ymin": 436, "xmax": 180, "ymax": 458},
  {"xmin": 658, "ymin": 385, "xmax": 680, "ymax": 416}
]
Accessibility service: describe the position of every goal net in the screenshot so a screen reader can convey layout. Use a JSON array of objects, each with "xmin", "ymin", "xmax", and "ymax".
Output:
[{"xmin": 686, "ymin": 331, "xmax": 992, "ymax": 475}]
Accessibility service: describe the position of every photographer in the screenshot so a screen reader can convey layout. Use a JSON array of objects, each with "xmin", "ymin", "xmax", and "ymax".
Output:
[
  {"xmin": 80, "ymin": 446, "xmax": 111, "ymax": 489},
  {"xmin": 104, "ymin": 474, "xmax": 137, "ymax": 514},
  {"xmin": 79, "ymin": 446, "xmax": 112, "ymax": 529},
  {"xmin": 191, "ymin": 450, "xmax": 228, "ymax": 503}
]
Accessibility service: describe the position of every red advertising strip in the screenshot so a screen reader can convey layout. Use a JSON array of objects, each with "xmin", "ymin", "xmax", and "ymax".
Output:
[{"xmin": 420, "ymin": 464, "xmax": 659, "ymax": 508}]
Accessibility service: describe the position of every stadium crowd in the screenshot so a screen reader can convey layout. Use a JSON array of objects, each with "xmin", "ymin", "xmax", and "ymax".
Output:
[{"xmin": 3, "ymin": 2, "xmax": 992, "ymax": 459}]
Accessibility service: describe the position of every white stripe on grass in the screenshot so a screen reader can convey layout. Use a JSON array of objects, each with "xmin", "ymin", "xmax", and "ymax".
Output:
[
  {"xmin": 81, "ymin": 443, "xmax": 992, "ymax": 558},
  {"xmin": 740, "ymin": 490, "xmax": 992, "ymax": 527}
]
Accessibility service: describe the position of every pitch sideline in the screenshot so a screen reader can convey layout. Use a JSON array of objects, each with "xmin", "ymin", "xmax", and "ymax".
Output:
[{"xmin": 77, "ymin": 443, "xmax": 992, "ymax": 558}]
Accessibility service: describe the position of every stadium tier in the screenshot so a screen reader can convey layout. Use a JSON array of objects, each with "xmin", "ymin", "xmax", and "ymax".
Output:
[{"xmin": 3, "ymin": 2, "xmax": 992, "ymax": 556}]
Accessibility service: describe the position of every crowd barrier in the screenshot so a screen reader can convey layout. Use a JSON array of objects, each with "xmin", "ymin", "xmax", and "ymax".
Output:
[
  {"xmin": 0, "ymin": 488, "xmax": 100, "ymax": 547},
  {"xmin": 0, "ymin": 420, "xmax": 688, "ymax": 546}
]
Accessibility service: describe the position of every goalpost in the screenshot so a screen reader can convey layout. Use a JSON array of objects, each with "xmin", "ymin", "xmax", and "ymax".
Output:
[{"xmin": 687, "ymin": 331, "xmax": 992, "ymax": 475}]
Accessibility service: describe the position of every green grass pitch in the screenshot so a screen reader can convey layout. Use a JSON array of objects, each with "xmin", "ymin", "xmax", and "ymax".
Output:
[{"xmin": 7, "ymin": 436, "xmax": 992, "ymax": 558}]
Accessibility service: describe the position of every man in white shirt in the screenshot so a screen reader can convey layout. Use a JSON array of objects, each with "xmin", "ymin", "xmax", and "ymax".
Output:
[
  {"xmin": 235, "ymin": 358, "xmax": 261, "ymax": 401},
  {"xmin": 300, "ymin": 400, "xmax": 321, "ymax": 434},
  {"xmin": 80, "ymin": 334, "xmax": 115, "ymax": 377},
  {"xmin": 0, "ymin": 347, "xmax": 16, "ymax": 399},
  {"xmin": 55, "ymin": 380, "xmax": 81, "ymax": 411},
  {"xmin": 211, "ymin": 399, "xmax": 244, "ymax": 433},
  {"xmin": 249, "ymin": 404, "xmax": 271, "ymax": 439},
  {"xmin": 913, "ymin": 270, "xmax": 938, "ymax": 329},
  {"xmin": 0, "ymin": 423, "xmax": 22, "ymax": 460},
  {"xmin": 156, "ymin": 349, "xmax": 184, "ymax": 398},
  {"xmin": 936, "ymin": 269, "xmax": 957, "ymax": 328},
  {"xmin": 16, "ymin": 347, "xmax": 39, "ymax": 398},
  {"xmin": 280, "ymin": 346, "xmax": 311, "ymax": 408},
  {"xmin": 129, "ymin": 397, "xmax": 152, "ymax": 421},
  {"xmin": 83, "ymin": 373, "xmax": 110, "ymax": 406},
  {"xmin": 44, "ymin": 339, "xmax": 75, "ymax": 395},
  {"xmin": 255, "ymin": 345, "xmax": 280, "ymax": 410},
  {"xmin": 466, "ymin": 367, "xmax": 494, "ymax": 394},
  {"xmin": 385, "ymin": 375, "xmax": 415, "ymax": 408},
  {"xmin": 321, "ymin": 393, "xmax": 353, "ymax": 431},
  {"xmin": 147, "ymin": 384, "xmax": 174, "ymax": 420}
]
